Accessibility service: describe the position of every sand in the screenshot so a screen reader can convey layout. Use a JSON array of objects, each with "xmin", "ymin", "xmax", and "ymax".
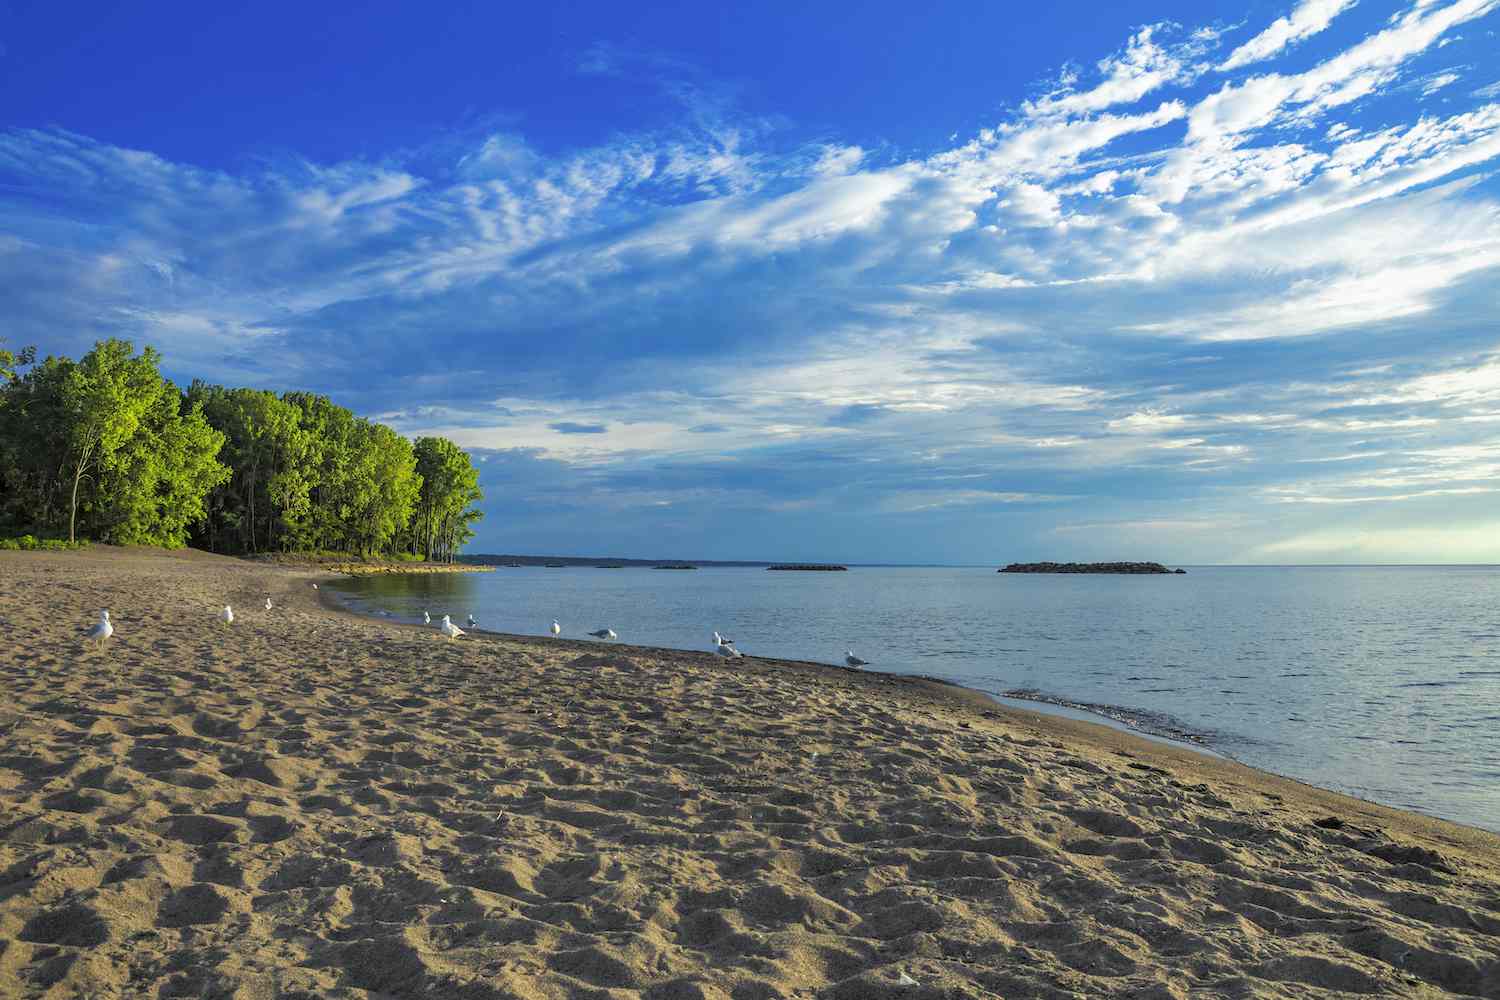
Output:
[{"xmin": 1, "ymin": 547, "xmax": 1497, "ymax": 999}]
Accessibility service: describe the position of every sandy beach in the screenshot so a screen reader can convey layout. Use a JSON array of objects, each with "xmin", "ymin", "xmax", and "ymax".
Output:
[{"xmin": 1, "ymin": 547, "xmax": 1497, "ymax": 999}]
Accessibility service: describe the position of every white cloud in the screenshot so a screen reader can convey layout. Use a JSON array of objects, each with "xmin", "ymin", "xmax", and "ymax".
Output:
[
  {"xmin": 1025, "ymin": 26, "xmax": 1192, "ymax": 118},
  {"xmin": 1420, "ymin": 70, "xmax": 1462, "ymax": 93},
  {"xmin": 6, "ymin": 1, "xmax": 1500, "ymax": 561},
  {"xmin": 1221, "ymin": 0, "xmax": 1360, "ymax": 71}
]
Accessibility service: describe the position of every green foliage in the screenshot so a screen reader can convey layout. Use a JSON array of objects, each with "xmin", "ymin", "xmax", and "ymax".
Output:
[
  {"xmin": 0, "ymin": 339, "xmax": 481, "ymax": 558},
  {"xmin": 0, "ymin": 338, "xmax": 35, "ymax": 387},
  {"xmin": 0, "ymin": 535, "xmax": 88, "ymax": 551},
  {"xmin": 0, "ymin": 339, "xmax": 231, "ymax": 546},
  {"xmin": 410, "ymin": 436, "xmax": 484, "ymax": 562}
]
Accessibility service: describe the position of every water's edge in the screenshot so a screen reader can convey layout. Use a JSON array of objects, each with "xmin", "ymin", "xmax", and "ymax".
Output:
[{"xmin": 325, "ymin": 582, "xmax": 1230, "ymax": 760}]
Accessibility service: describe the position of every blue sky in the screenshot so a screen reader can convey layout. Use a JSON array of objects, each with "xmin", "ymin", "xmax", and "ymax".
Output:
[{"xmin": 4, "ymin": 0, "xmax": 1500, "ymax": 563}]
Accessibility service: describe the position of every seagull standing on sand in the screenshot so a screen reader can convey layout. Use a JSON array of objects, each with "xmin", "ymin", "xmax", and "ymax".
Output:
[
  {"xmin": 588, "ymin": 628, "xmax": 617, "ymax": 640},
  {"xmin": 440, "ymin": 615, "xmax": 465, "ymax": 640},
  {"xmin": 423, "ymin": 610, "xmax": 431, "ymax": 625},
  {"xmin": 265, "ymin": 597, "xmax": 273, "ymax": 611},
  {"xmin": 86, "ymin": 610, "xmax": 113, "ymax": 646},
  {"xmin": 550, "ymin": 620, "xmax": 561, "ymax": 637},
  {"xmin": 312, "ymin": 583, "xmax": 318, "ymax": 590},
  {"xmin": 220, "ymin": 605, "xmax": 234, "ymax": 626},
  {"xmin": 845, "ymin": 650, "xmax": 868, "ymax": 667}
]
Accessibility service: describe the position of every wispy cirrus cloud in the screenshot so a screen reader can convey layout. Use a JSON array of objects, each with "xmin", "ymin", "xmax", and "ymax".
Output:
[
  {"xmin": 2, "ymin": 0, "xmax": 1499, "ymax": 562},
  {"xmin": 1220, "ymin": 0, "xmax": 1361, "ymax": 70}
]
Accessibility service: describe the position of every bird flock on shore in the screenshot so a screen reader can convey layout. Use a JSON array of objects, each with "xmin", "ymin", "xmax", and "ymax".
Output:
[{"xmin": 81, "ymin": 582, "xmax": 873, "ymax": 668}]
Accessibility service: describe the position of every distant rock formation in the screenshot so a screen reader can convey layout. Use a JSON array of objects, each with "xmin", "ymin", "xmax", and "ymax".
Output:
[
  {"xmin": 998, "ymin": 562, "xmax": 1183, "ymax": 575},
  {"xmin": 652, "ymin": 563, "xmax": 698, "ymax": 570},
  {"xmin": 767, "ymin": 564, "xmax": 848, "ymax": 571}
]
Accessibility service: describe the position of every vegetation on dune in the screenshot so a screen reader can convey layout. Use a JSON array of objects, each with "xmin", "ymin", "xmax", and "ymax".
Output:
[
  {"xmin": 0, "ymin": 535, "xmax": 89, "ymax": 551},
  {"xmin": 0, "ymin": 338, "xmax": 484, "ymax": 560}
]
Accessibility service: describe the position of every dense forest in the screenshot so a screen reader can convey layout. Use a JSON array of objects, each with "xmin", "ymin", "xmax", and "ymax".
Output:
[{"xmin": 0, "ymin": 338, "xmax": 483, "ymax": 559}]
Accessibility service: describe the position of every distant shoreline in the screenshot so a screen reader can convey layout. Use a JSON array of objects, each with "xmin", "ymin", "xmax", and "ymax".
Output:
[{"xmin": 999, "ymin": 561, "xmax": 1184, "ymax": 574}]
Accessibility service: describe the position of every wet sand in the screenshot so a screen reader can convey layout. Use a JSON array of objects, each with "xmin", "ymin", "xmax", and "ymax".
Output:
[{"xmin": 1, "ymin": 546, "xmax": 1498, "ymax": 998}]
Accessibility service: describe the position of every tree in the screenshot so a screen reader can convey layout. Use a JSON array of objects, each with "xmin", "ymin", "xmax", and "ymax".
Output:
[
  {"xmin": 189, "ymin": 385, "xmax": 306, "ymax": 553},
  {"xmin": 94, "ymin": 389, "xmax": 229, "ymax": 547},
  {"xmin": 58, "ymin": 341, "xmax": 167, "ymax": 543},
  {"xmin": 4, "ymin": 347, "xmax": 483, "ymax": 557},
  {"xmin": 412, "ymin": 436, "xmax": 484, "ymax": 562},
  {"xmin": 0, "ymin": 339, "xmax": 34, "ymax": 387},
  {"xmin": 0, "ymin": 341, "xmax": 227, "ymax": 547}
]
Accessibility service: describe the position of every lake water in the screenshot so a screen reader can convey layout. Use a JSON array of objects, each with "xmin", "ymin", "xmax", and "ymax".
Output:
[{"xmin": 329, "ymin": 565, "xmax": 1500, "ymax": 833}]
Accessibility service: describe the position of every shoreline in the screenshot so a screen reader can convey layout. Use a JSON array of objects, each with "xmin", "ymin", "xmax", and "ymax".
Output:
[
  {"xmin": 318, "ymin": 569, "xmax": 1491, "ymax": 842},
  {"xmin": 326, "ymin": 579, "xmax": 1228, "ymax": 758},
  {"xmin": 4, "ymin": 546, "xmax": 1498, "ymax": 998}
]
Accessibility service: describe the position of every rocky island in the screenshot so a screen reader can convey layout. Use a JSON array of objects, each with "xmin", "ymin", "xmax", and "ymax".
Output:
[{"xmin": 1000, "ymin": 561, "xmax": 1185, "ymax": 574}]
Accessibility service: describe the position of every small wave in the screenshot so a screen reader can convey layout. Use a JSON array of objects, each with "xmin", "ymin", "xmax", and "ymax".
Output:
[
  {"xmin": 1000, "ymin": 688, "xmax": 1216, "ymax": 747},
  {"xmin": 1395, "ymin": 681, "xmax": 1458, "ymax": 688}
]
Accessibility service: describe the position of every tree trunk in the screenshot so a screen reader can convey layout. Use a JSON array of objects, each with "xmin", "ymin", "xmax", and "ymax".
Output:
[{"xmin": 68, "ymin": 440, "xmax": 94, "ymax": 544}]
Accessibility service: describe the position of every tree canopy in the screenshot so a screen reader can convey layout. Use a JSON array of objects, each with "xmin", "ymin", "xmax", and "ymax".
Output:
[{"xmin": 0, "ymin": 339, "xmax": 484, "ymax": 558}]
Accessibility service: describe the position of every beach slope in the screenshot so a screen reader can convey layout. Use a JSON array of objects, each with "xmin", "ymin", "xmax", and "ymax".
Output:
[{"xmin": 1, "ymin": 548, "xmax": 1497, "ymax": 998}]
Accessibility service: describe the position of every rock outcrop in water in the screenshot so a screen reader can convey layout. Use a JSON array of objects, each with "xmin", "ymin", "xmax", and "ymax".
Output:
[{"xmin": 999, "ymin": 561, "xmax": 1183, "ymax": 574}]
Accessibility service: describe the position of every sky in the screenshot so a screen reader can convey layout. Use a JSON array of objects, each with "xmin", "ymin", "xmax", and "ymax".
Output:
[{"xmin": 3, "ymin": 0, "xmax": 1500, "ymax": 564}]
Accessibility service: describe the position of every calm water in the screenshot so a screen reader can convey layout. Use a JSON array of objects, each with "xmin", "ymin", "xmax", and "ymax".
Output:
[{"xmin": 330, "ymin": 565, "xmax": 1500, "ymax": 833}]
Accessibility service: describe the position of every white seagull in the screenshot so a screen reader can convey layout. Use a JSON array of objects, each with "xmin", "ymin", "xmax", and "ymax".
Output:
[
  {"xmin": 716, "ymin": 640, "xmax": 743, "ymax": 659},
  {"xmin": 712, "ymin": 630, "xmax": 736, "ymax": 649},
  {"xmin": 219, "ymin": 605, "xmax": 234, "ymax": 626},
  {"xmin": 423, "ymin": 610, "xmax": 431, "ymax": 625},
  {"xmin": 440, "ymin": 615, "xmax": 465, "ymax": 640},
  {"xmin": 86, "ymin": 610, "xmax": 113, "ymax": 645},
  {"xmin": 466, "ymin": 614, "xmax": 478, "ymax": 627},
  {"xmin": 550, "ymin": 620, "xmax": 561, "ymax": 637},
  {"xmin": 588, "ymin": 628, "xmax": 617, "ymax": 639},
  {"xmin": 264, "ymin": 597, "xmax": 273, "ymax": 611},
  {"xmin": 311, "ymin": 583, "xmax": 318, "ymax": 590},
  {"xmin": 845, "ymin": 650, "xmax": 868, "ymax": 667}
]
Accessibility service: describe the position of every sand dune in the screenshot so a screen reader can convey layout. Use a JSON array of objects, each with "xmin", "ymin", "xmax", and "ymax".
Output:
[{"xmin": 1, "ymin": 547, "xmax": 1498, "ymax": 998}]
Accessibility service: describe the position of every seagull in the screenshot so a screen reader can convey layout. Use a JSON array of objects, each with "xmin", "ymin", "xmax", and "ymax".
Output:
[
  {"xmin": 311, "ymin": 583, "xmax": 318, "ymax": 590},
  {"xmin": 845, "ymin": 650, "xmax": 868, "ymax": 667},
  {"xmin": 466, "ymin": 614, "xmax": 478, "ymax": 627},
  {"xmin": 86, "ymin": 610, "xmax": 113, "ymax": 646},
  {"xmin": 423, "ymin": 610, "xmax": 431, "ymax": 625},
  {"xmin": 264, "ymin": 597, "xmax": 273, "ymax": 611},
  {"xmin": 550, "ymin": 620, "xmax": 561, "ymax": 637},
  {"xmin": 219, "ymin": 605, "xmax": 234, "ymax": 626},
  {"xmin": 716, "ymin": 641, "xmax": 743, "ymax": 659},
  {"xmin": 588, "ymin": 628, "xmax": 617, "ymax": 639},
  {"xmin": 713, "ymin": 630, "xmax": 736, "ymax": 649},
  {"xmin": 440, "ymin": 615, "xmax": 465, "ymax": 640}
]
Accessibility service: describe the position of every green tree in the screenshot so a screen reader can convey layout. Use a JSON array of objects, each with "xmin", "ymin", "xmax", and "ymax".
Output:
[
  {"xmin": 346, "ymin": 421, "xmax": 421, "ymax": 556},
  {"xmin": 0, "ymin": 341, "xmax": 227, "ymax": 547},
  {"xmin": 94, "ymin": 389, "xmax": 229, "ymax": 547},
  {"xmin": 189, "ymin": 385, "xmax": 306, "ymax": 553},
  {"xmin": 411, "ymin": 436, "xmax": 484, "ymax": 562},
  {"xmin": 58, "ymin": 341, "xmax": 168, "ymax": 543},
  {"xmin": 0, "ymin": 339, "xmax": 35, "ymax": 387}
]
